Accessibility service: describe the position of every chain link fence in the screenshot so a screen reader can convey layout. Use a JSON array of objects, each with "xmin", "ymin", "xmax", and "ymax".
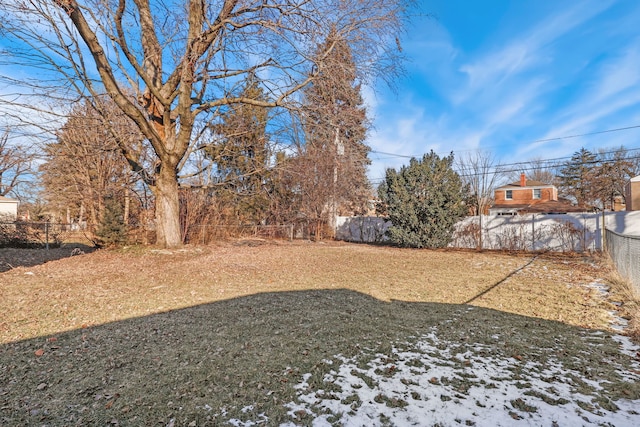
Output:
[
  {"xmin": 0, "ymin": 221, "xmax": 95, "ymax": 249},
  {"xmin": 182, "ymin": 224, "xmax": 295, "ymax": 245},
  {"xmin": 606, "ymin": 229, "xmax": 640, "ymax": 295},
  {"xmin": 1, "ymin": 221, "xmax": 305, "ymax": 248}
]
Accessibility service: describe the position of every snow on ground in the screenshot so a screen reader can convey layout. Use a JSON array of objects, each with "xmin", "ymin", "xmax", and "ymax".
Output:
[{"xmin": 282, "ymin": 330, "xmax": 640, "ymax": 427}]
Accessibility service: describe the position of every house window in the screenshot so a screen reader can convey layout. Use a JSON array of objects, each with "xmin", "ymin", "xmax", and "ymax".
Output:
[
  {"xmin": 505, "ymin": 190, "xmax": 513, "ymax": 200},
  {"xmin": 533, "ymin": 189, "xmax": 541, "ymax": 199}
]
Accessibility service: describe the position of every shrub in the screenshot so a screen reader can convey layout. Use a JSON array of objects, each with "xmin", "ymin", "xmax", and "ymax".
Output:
[{"xmin": 95, "ymin": 198, "xmax": 128, "ymax": 247}]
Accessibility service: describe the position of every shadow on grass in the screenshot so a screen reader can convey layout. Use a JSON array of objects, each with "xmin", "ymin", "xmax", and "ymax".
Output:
[
  {"xmin": 463, "ymin": 253, "xmax": 541, "ymax": 305},
  {"xmin": 0, "ymin": 244, "xmax": 96, "ymax": 272},
  {"xmin": 1, "ymin": 289, "xmax": 638, "ymax": 426}
]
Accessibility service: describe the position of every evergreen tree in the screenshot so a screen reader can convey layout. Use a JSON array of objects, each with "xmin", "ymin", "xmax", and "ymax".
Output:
[
  {"xmin": 95, "ymin": 197, "xmax": 128, "ymax": 247},
  {"xmin": 206, "ymin": 75, "xmax": 271, "ymax": 224},
  {"xmin": 557, "ymin": 148, "xmax": 597, "ymax": 208},
  {"xmin": 377, "ymin": 151, "xmax": 468, "ymax": 248},
  {"xmin": 293, "ymin": 29, "xmax": 371, "ymax": 236}
]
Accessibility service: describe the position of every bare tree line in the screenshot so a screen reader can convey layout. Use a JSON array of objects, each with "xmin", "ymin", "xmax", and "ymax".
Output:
[
  {"xmin": 0, "ymin": 0, "xmax": 408, "ymax": 247},
  {"xmin": 2, "ymin": 1, "xmax": 638, "ymax": 247},
  {"xmin": 456, "ymin": 146, "xmax": 640, "ymax": 221}
]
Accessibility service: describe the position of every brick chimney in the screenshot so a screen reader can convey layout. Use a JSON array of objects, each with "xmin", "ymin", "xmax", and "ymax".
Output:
[{"xmin": 520, "ymin": 173, "xmax": 526, "ymax": 187}]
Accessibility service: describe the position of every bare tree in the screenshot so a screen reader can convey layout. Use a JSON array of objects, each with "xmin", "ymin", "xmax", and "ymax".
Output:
[
  {"xmin": 0, "ymin": 130, "xmax": 34, "ymax": 198},
  {"xmin": 1, "ymin": 0, "xmax": 407, "ymax": 247},
  {"xmin": 526, "ymin": 158, "xmax": 557, "ymax": 184},
  {"xmin": 40, "ymin": 98, "xmax": 146, "ymax": 227},
  {"xmin": 593, "ymin": 146, "xmax": 634, "ymax": 210},
  {"xmin": 504, "ymin": 158, "xmax": 556, "ymax": 185},
  {"xmin": 456, "ymin": 151, "xmax": 503, "ymax": 249},
  {"xmin": 457, "ymin": 151, "xmax": 501, "ymax": 216},
  {"xmin": 287, "ymin": 141, "xmax": 337, "ymax": 239}
]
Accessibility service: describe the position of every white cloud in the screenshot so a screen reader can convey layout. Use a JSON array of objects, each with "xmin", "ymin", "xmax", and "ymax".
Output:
[
  {"xmin": 457, "ymin": 1, "xmax": 612, "ymax": 100},
  {"xmin": 366, "ymin": 0, "xmax": 640, "ymax": 181},
  {"xmin": 518, "ymin": 41, "xmax": 640, "ymax": 159}
]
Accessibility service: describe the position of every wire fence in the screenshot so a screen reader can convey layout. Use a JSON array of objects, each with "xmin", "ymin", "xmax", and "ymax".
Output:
[
  {"xmin": 0, "ymin": 221, "xmax": 95, "ymax": 249},
  {"xmin": 182, "ymin": 224, "xmax": 295, "ymax": 245},
  {"xmin": 1, "ymin": 221, "xmax": 300, "ymax": 248},
  {"xmin": 606, "ymin": 229, "xmax": 640, "ymax": 295}
]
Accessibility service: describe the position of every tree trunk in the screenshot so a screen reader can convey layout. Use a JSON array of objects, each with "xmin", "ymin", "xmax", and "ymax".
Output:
[
  {"xmin": 89, "ymin": 203, "xmax": 98, "ymax": 228},
  {"xmin": 153, "ymin": 166, "xmax": 182, "ymax": 248},
  {"xmin": 79, "ymin": 202, "xmax": 85, "ymax": 225},
  {"xmin": 123, "ymin": 189, "xmax": 130, "ymax": 225}
]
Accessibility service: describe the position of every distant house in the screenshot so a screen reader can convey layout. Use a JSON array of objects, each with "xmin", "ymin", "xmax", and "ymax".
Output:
[
  {"xmin": 625, "ymin": 176, "xmax": 640, "ymax": 211},
  {"xmin": 489, "ymin": 173, "xmax": 583, "ymax": 215},
  {"xmin": 0, "ymin": 196, "xmax": 19, "ymax": 221}
]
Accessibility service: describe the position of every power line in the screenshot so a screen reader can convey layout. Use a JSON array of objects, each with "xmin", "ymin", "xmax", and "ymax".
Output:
[
  {"xmin": 369, "ymin": 124, "xmax": 640, "ymax": 161},
  {"xmin": 369, "ymin": 149, "xmax": 640, "ymax": 184},
  {"xmin": 370, "ymin": 150, "xmax": 413, "ymax": 159},
  {"xmin": 455, "ymin": 154, "xmax": 640, "ymax": 180},
  {"xmin": 527, "ymin": 124, "xmax": 640, "ymax": 144},
  {"xmin": 459, "ymin": 147, "xmax": 640, "ymax": 175}
]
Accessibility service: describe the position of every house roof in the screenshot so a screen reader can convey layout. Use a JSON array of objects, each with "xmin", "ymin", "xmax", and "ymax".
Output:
[
  {"xmin": 631, "ymin": 175, "xmax": 640, "ymax": 182},
  {"xmin": 496, "ymin": 179, "xmax": 554, "ymax": 189},
  {"xmin": 0, "ymin": 196, "xmax": 19, "ymax": 203},
  {"xmin": 491, "ymin": 200, "xmax": 587, "ymax": 214}
]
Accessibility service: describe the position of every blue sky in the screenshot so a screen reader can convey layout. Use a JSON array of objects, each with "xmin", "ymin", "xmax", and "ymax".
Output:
[{"xmin": 366, "ymin": 0, "xmax": 640, "ymax": 183}]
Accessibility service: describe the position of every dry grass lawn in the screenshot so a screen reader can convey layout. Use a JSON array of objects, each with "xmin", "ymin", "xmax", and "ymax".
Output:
[
  {"xmin": 0, "ymin": 241, "xmax": 619, "ymax": 344},
  {"xmin": 1, "ymin": 241, "xmax": 637, "ymax": 426}
]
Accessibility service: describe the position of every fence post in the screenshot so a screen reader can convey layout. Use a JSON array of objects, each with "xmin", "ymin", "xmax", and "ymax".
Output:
[
  {"xmin": 45, "ymin": 220, "xmax": 50, "ymax": 250},
  {"xmin": 583, "ymin": 214, "xmax": 588, "ymax": 252},
  {"xmin": 479, "ymin": 214, "xmax": 483, "ymax": 250},
  {"xmin": 601, "ymin": 210, "xmax": 606, "ymax": 251},
  {"xmin": 531, "ymin": 214, "xmax": 535, "ymax": 251}
]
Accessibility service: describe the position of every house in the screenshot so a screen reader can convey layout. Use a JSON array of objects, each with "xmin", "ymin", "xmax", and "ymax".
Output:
[
  {"xmin": 0, "ymin": 196, "xmax": 19, "ymax": 221},
  {"xmin": 625, "ymin": 175, "xmax": 640, "ymax": 211},
  {"xmin": 489, "ymin": 173, "xmax": 583, "ymax": 215}
]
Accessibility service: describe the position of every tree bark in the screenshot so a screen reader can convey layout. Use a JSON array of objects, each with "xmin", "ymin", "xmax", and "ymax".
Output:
[
  {"xmin": 153, "ymin": 166, "xmax": 182, "ymax": 248},
  {"xmin": 123, "ymin": 190, "xmax": 130, "ymax": 226}
]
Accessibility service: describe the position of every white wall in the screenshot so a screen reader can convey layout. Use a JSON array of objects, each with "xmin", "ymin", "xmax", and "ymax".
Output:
[
  {"xmin": 0, "ymin": 197, "xmax": 18, "ymax": 221},
  {"xmin": 604, "ymin": 211, "xmax": 640, "ymax": 236},
  {"xmin": 336, "ymin": 211, "xmax": 640, "ymax": 251},
  {"xmin": 454, "ymin": 213, "xmax": 602, "ymax": 251}
]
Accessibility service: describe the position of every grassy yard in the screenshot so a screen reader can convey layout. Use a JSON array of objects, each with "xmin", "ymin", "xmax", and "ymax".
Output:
[{"xmin": 1, "ymin": 241, "xmax": 639, "ymax": 426}]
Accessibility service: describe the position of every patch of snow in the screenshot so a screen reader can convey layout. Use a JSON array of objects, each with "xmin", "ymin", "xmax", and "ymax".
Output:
[
  {"xmin": 227, "ymin": 412, "xmax": 269, "ymax": 426},
  {"xmin": 612, "ymin": 334, "xmax": 640, "ymax": 359},
  {"xmin": 285, "ymin": 333, "xmax": 640, "ymax": 426},
  {"xmin": 584, "ymin": 280, "xmax": 609, "ymax": 297},
  {"xmin": 580, "ymin": 279, "xmax": 630, "ymax": 333}
]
